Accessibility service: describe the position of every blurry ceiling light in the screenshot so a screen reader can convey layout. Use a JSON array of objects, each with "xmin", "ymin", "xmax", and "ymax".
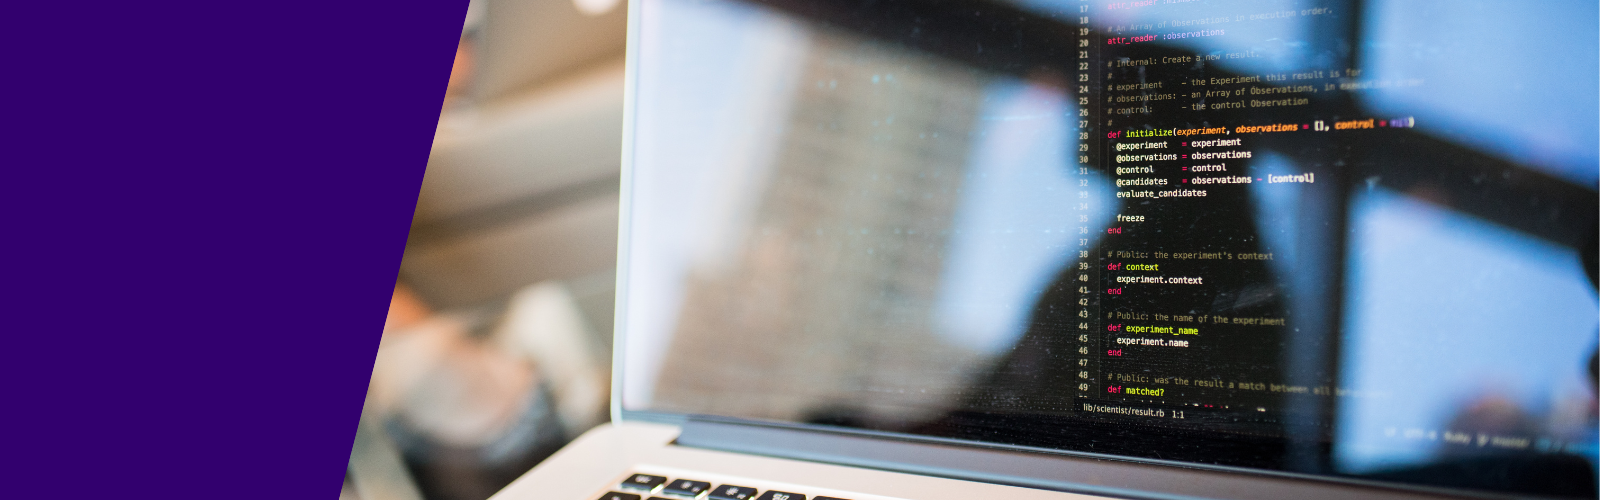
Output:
[{"xmin": 573, "ymin": 0, "xmax": 620, "ymax": 16}]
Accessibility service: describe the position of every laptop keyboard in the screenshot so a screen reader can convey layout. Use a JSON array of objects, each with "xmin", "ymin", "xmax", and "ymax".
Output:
[
  {"xmin": 709, "ymin": 485, "xmax": 757, "ymax": 500},
  {"xmin": 601, "ymin": 473, "xmax": 853, "ymax": 500},
  {"xmin": 661, "ymin": 479, "xmax": 712, "ymax": 497}
]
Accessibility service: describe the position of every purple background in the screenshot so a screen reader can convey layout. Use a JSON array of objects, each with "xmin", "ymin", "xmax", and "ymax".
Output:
[{"xmin": 8, "ymin": 0, "xmax": 465, "ymax": 497}]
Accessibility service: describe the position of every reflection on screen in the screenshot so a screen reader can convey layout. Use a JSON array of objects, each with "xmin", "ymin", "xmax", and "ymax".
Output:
[
  {"xmin": 936, "ymin": 80, "xmax": 1110, "ymax": 355},
  {"xmin": 621, "ymin": 0, "xmax": 1599, "ymax": 496},
  {"xmin": 1338, "ymin": 189, "xmax": 1598, "ymax": 472}
]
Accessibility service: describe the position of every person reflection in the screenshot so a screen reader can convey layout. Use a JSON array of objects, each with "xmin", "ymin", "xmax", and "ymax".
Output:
[{"xmin": 911, "ymin": 222, "xmax": 1599, "ymax": 497}]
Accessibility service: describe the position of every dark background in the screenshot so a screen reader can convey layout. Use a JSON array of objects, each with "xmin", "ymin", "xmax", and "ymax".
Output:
[{"xmin": 7, "ymin": 1, "xmax": 464, "ymax": 497}]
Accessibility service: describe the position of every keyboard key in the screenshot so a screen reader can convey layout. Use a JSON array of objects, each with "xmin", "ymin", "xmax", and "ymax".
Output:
[
  {"xmin": 662, "ymin": 479, "xmax": 712, "ymax": 497},
  {"xmin": 708, "ymin": 485, "xmax": 759, "ymax": 500},
  {"xmin": 814, "ymin": 497, "xmax": 853, "ymax": 500},
  {"xmin": 755, "ymin": 491, "xmax": 806, "ymax": 500},
  {"xmin": 597, "ymin": 492, "xmax": 642, "ymax": 500},
  {"xmin": 621, "ymin": 474, "xmax": 668, "ymax": 492}
]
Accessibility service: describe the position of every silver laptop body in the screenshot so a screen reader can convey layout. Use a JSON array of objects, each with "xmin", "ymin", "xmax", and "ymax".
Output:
[{"xmin": 493, "ymin": 0, "xmax": 1600, "ymax": 498}]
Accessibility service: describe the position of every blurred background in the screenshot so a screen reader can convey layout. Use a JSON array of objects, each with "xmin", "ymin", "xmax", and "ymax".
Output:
[{"xmin": 343, "ymin": 0, "xmax": 627, "ymax": 498}]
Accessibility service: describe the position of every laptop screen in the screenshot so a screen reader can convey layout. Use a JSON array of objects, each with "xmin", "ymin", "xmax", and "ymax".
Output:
[{"xmin": 617, "ymin": 0, "xmax": 1599, "ymax": 496}]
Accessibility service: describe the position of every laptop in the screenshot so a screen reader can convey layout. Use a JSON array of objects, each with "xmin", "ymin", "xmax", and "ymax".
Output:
[{"xmin": 492, "ymin": 0, "xmax": 1600, "ymax": 498}]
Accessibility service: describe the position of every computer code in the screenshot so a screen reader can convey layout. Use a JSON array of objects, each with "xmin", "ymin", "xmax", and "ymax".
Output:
[
  {"xmin": 1066, "ymin": 0, "xmax": 1410, "ymax": 432},
  {"xmin": 633, "ymin": 0, "xmax": 1599, "ymax": 492}
]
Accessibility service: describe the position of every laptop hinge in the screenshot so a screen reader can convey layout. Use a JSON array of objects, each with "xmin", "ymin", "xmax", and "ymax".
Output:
[{"xmin": 675, "ymin": 418, "xmax": 1479, "ymax": 500}]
